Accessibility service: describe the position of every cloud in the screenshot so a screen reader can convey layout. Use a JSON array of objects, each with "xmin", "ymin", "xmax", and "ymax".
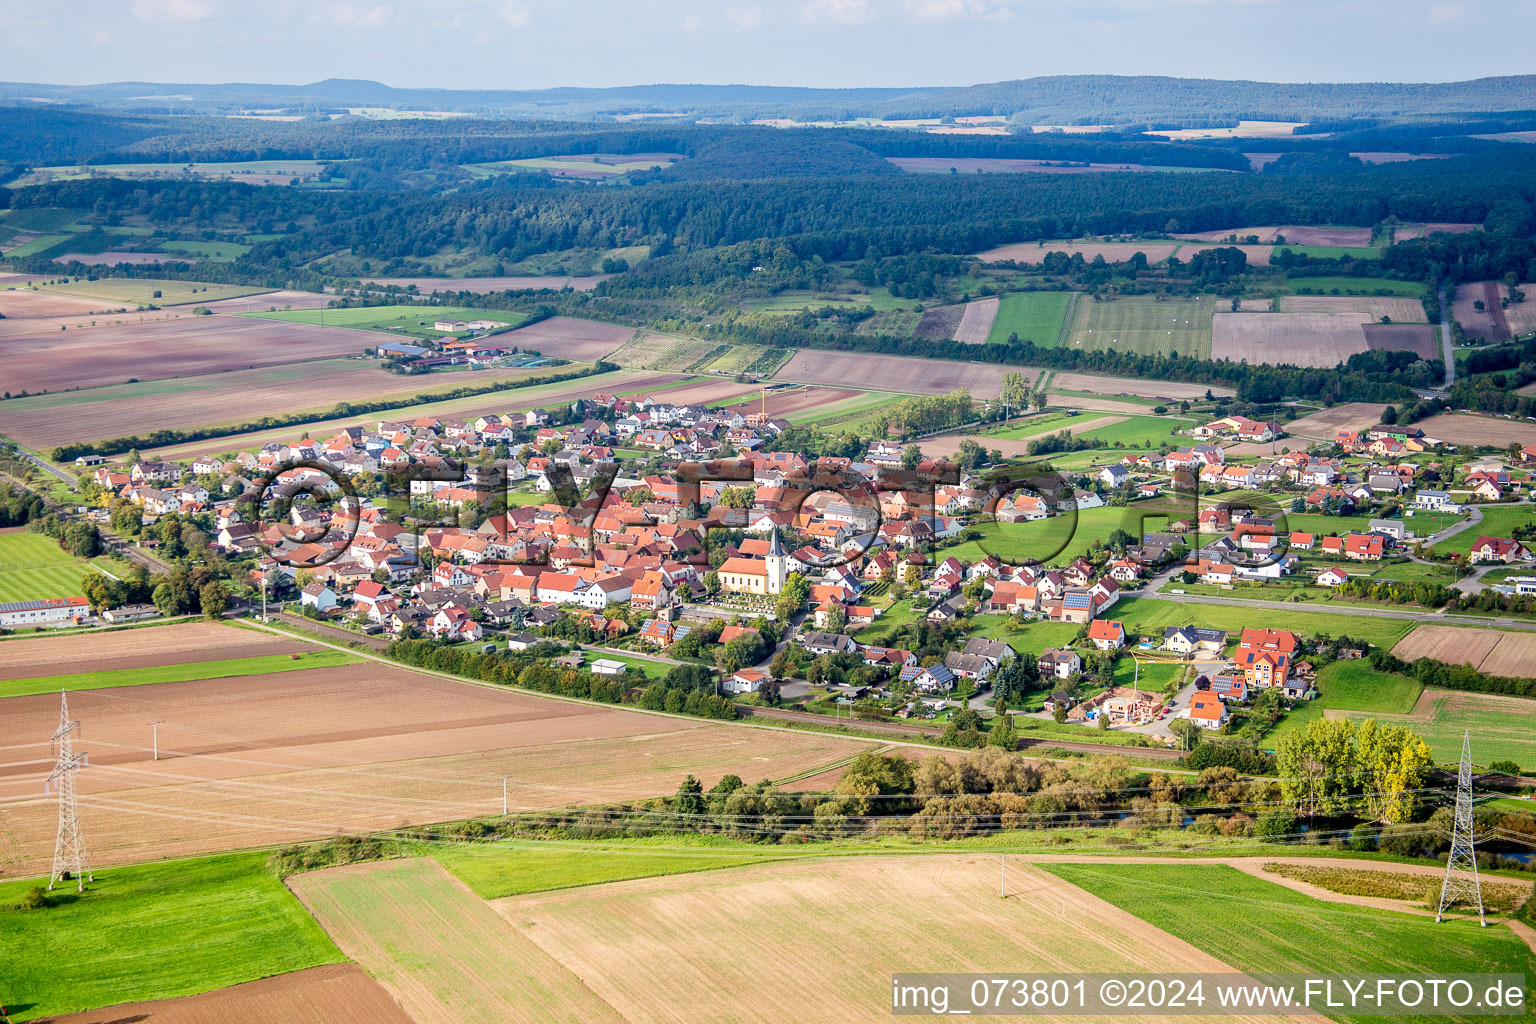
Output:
[
  {"xmin": 1429, "ymin": 2, "xmax": 1464, "ymax": 22},
  {"xmin": 129, "ymin": 0, "xmax": 214, "ymax": 23},
  {"xmin": 901, "ymin": 0, "xmax": 1015, "ymax": 21},
  {"xmin": 723, "ymin": 4, "xmax": 763, "ymax": 30},
  {"xmin": 499, "ymin": 0, "xmax": 531, "ymax": 27},
  {"xmin": 308, "ymin": 1, "xmax": 393, "ymax": 27},
  {"xmin": 680, "ymin": 14, "xmax": 704, "ymax": 31},
  {"xmin": 795, "ymin": 0, "xmax": 876, "ymax": 23}
]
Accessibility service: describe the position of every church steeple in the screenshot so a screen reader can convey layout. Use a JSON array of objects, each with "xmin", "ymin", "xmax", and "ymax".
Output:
[{"xmin": 765, "ymin": 529, "xmax": 786, "ymax": 594}]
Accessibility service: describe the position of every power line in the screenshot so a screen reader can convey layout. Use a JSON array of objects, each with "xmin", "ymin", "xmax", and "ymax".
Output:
[{"xmin": 45, "ymin": 691, "xmax": 92, "ymax": 893}]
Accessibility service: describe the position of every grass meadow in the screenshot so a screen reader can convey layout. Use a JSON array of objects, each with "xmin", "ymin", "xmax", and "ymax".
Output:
[
  {"xmin": 0, "ymin": 532, "xmax": 122, "ymax": 604},
  {"xmin": 38, "ymin": 278, "xmax": 263, "ymax": 306},
  {"xmin": 1066, "ymin": 294, "xmax": 1215, "ymax": 358},
  {"xmin": 985, "ymin": 291, "xmax": 1073, "ymax": 345},
  {"xmin": 0, "ymin": 650, "xmax": 361, "ymax": 699},
  {"xmin": 1432, "ymin": 506, "xmax": 1534, "ymax": 557},
  {"xmin": 1285, "ymin": 275, "xmax": 1426, "ymax": 296},
  {"xmin": 1108, "ymin": 596, "xmax": 1416, "ymax": 648}
]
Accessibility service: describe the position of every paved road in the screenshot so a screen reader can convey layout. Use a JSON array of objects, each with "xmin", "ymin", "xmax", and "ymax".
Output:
[
  {"xmin": 1148, "ymin": 586, "xmax": 1536, "ymax": 631},
  {"xmin": 1440, "ymin": 281, "xmax": 1455, "ymax": 388}
]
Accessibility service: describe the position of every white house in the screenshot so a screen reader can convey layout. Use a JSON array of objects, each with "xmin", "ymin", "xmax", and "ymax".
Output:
[{"xmin": 300, "ymin": 582, "xmax": 338, "ymax": 613}]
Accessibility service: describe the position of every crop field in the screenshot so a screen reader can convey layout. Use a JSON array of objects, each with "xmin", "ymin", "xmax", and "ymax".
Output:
[
  {"xmin": 1452, "ymin": 281, "xmax": 1510, "ymax": 342},
  {"xmin": 466, "ymin": 152, "xmax": 682, "ymax": 179},
  {"xmin": 700, "ymin": 344, "xmax": 789, "ymax": 375},
  {"xmin": 985, "ymin": 290, "xmax": 1073, "ymax": 345},
  {"xmin": 1393, "ymin": 623, "xmax": 1536, "ymax": 679},
  {"xmin": 607, "ymin": 332, "xmax": 780, "ymax": 374},
  {"xmin": 1212, "ymin": 312, "xmax": 1368, "ymax": 367},
  {"xmin": 1415, "ymin": 411, "xmax": 1536, "ymax": 446},
  {"xmin": 243, "ymin": 303, "xmax": 527, "ymax": 339},
  {"xmin": 360, "ymin": 275, "xmax": 609, "ymax": 293},
  {"xmin": 0, "ymin": 649, "xmax": 359, "ymax": 699},
  {"xmin": 0, "ymin": 634, "xmax": 866, "ymax": 874},
  {"xmin": 788, "ymin": 390, "xmax": 893, "ymax": 429},
  {"xmin": 774, "ymin": 350, "xmax": 1015, "ymax": 398},
  {"xmin": 715, "ymin": 384, "xmax": 864, "ymax": 421},
  {"xmin": 1363, "ymin": 323, "xmax": 1441, "ymax": 358},
  {"xmin": 13, "ymin": 159, "xmax": 330, "ymax": 188},
  {"xmin": 0, "ymin": 852, "xmax": 344, "ymax": 1022},
  {"xmin": 920, "ymin": 415, "xmax": 1124, "ymax": 460},
  {"xmin": 1264, "ymin": 660, "xmax": 1423, "ymax": 743},
  {"xmin": 1065, "ymin": 295, "xmax": 1215, "ymax": 358},
  {"xmin": 41, "ymin": 278, "xmax": 265, "ymax": 307},
  {"xmin": 0, "ymin": 288, "xmax": 146, "ymax": 318},
  {"xmin": 0, "ymin": 359, "xmax": 558, "ymax": 450},
  {"xmin": 1337, "ymin": 687, "xmax": 1536, "ymax": 768},
  {"xmin": 0, "ymin": 287, "xmax": 322, "ymax": 336},
  {"xmin": 951, "ymin": 297, "xmax": 1000, "ymax": 343},
  {"xmin": 1278, "ymin": 294, "xmax": 1428, "ymax": 321},
  {"xmin": 978, "ymin": 240, "xmax": 1180, "ymax": 264},
  {"xmin": 1502, "ymin": 284, "xmax": 1536, "ymax": 336},
  {"xmin": 0, "ymin": 621, "xmax": 313, "ymax": 678},
  {"xmin": 1041, "ymin": 863, "xmax": 1534, "ymax": 1023},
  {"xmin": 496, "ymin": 316, "xmax": 636, "ymax": 361},
  {"xmin": 4, "ymin": 314, "xmax": 378, "ymax": 393},
  {"xmin": 55, "ymin": 251, "xmax": 170, "ymax": 266},
  {"xmin": 1287, "ymin": 275, "xmax": 1427, "ymax": 297},
  {"xmin": 1048, "ymin": 371, "xmax": 1232, "ymax": 400},
  {"xmin": 1283, "ymin": 402, "xmax": 1389, "ymax": 438},
  {"xmin": 0, "ymin": 531, "xmax": 116, "ymax": 603}
]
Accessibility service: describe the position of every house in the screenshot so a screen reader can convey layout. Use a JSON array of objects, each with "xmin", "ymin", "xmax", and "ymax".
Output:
[
  {"xmin": 1098, "ymin": 465, "xmax": 1130, "ymax": 489},
  {"xmin": 590, "ymin": 659, "xmax": 628, "ymax": 677},
  {"xmin": 1343, "ymin": 533, "xmax": 1385, "ymax": 561},
  {"xmin": 1470, "ymin": 537, "xmax": 1532, "ymax": 564},
  {"xmin": 1188, "ymin": 692, "xmax": 1228, "ymax": 729},
  {"xmin": 0, "ymin": 595, "xmax": 91, "ymax": 629},
  {"xmin": 800, "ymin": 631, "xmax": 856, "ymax": 656},
  {"xmin": 1235, "ymin": 628, "xmax": 1297, "ymax": 688},
  {"xmin": 1211, "ymin": 677, "xmax": 1248, "ymax": 702},
  {"xmin": 1042, "ymin": 691, "xmax": 1075, "ymax": 714},
  {"xmin": 1163, "ymin": 626, "xmax": 1226, "ymax": 656},
  {"xmin": 1315, "ymin": 567, "xmax": 1350, "ymax": 587},
  {"xmin": 1413, "ymin": 489, "xmax": 1461, "ymax": 512},
  {"xmin": 960, "ymin": 637, "xmax": 1015, "ymax": 667},
  {"xmin": 1037, "ymin": 648, "xmax": 1082, "ymax": 680},
  {"xmin": 913, "ymin": 664, "xmax": 957, "ymax": 693},
  {"xmin": 1087, "ymin": 619, "xmax": 1126, "ymax": 651},
  {"xmin": 506, "ymin": 632, "xmax": 540, "ymax": 651},
  {"xmin": 299, "ymin": 582, "xmax": 338, "ymax": 613},
  {"xmin": 943, "ymin": 652, "xmax": 995, "ymax": 682},
  {"xmin": 723, "ymin": 668, "xmax": 767, "ymax": 694}
]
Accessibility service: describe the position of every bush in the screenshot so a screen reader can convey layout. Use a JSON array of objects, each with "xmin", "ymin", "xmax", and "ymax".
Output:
[
  {"xmin": 1254, "ymin": 807, "xmax": 1297, "ymax": 843},
  {"xmin": 21, "ymin": 884, "xmax": 50, "ymax": 910}
]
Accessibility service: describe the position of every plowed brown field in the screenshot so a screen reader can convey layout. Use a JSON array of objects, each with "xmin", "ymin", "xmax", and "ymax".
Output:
[
  {"xmin": 1212, "ymin": 312, "xmax": 1368, "ymax": 367},
  {"xmin": 32, "ymin": 964, "xmax": 412, "ymax": 1024},
  {"xmin": 716, "ymin": 385, "xmax": 863, "ymax": 418},
  {"xmin": 1280, "ymin": 295, "xmax": 1427, "ymax": 321},
  {"xmin": 1049, "ymin": 371, "xmax": 1231, "ymax": 399},
  {"xmin": 1414, "ymin": 413, "xmax": 1536, "ymax": 446},
  {"xmin": 978, "ymin": 240, "xmax": 1180, "ymax": 264},
  {"xmin": 1393, "ymin": 625, "xmax": 1503, "ymax": 670},
  {"xmin": 0, "ymin": 621, "xmax": 310, "ymax": 680},
  {"xmin": 1283, "ymin": 402, "xmax": 1388, "ymax": 438},
  {"xmin": 774, "ymin": 350, "xmax": 1016, "ymax": 398}
]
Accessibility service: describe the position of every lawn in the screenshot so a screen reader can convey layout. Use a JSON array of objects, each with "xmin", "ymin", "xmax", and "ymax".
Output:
[
  {"xmin": 1065, "ymin": 294, "xmax": 1215, "ymax": 358},
  {"xmin": 0, "ymin": 649, "xmax": 360, "ymax": 699},
  {"xmin": 38, "ymin": 278, "xmax": 264, "ymax": 306},
  {"xmin": 0, "ymin": 852, "xmax": 342, "ymax": 1022},
  {"xmin": 977, "ymin": 411, "xmax": 1086, "ymax": 440},
  {"xmin": 967, "ymin": 616, "xmax": 1082, "ymax": 656},
  {"xmin": 1266, "ymin": 659, "xmax": 1422, "ymax": 742},
  {"xmin": 1285, "ymin": 275, "xmax": 1426, "ymax": 296},
  {"xmin": 1369, "ymin": 560, "xmax": 1458, "ymax": 583},
  {"xmin": 1109, "ymin": 596, "xmax": 1416, "ymax": 648},
  {"xmin": 942, "ymin": 507, "xmax": 1129, "ymax": 566},
  {"xmin": 1433, "ymin": 506, "xmax": 1534, "ymax": 557},
  {"xmin": 242, "ymin": 304, "xmax": 529, "ymax": 341},
  {"xmin": 1110, "ymin": 656, "xmax": 1186, "ymax": 692},
  {"xmin": 985, "ymin": 291, "xmax": 1073, "ymax": 345},
  {"xmin": 852, "ymin": 598, "xmax": 923, "ymax": 644},
  {"xmin": 1074, "ymin": 414, "xmax": 1195, "ymax": 448},
  {"xmin": 0, "ymin": 531, "xmax": 120, "ymax": 604},
  {"xmin": 584, "ymin": 653, "xmax": 671, "ymax": 680},
  {"xmin": 1040, "ymin": 863, "xmax": 1534, "ymax": 1024}
]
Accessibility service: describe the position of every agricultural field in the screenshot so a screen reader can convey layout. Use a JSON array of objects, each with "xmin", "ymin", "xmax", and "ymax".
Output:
[
  {"xmin": 1278, "ymin": 294, "xmax": 1428, "ymax": 321},
  {"xmin": 361, "ymin": 275, "xmax": 610, "ymax": 292},
  {"xmin": 464, "ymin": 152, "xmax": 683, "ymax": 179},
  {"xmin": 0, "ymin": 530, "xmax": 122, "ymax": 604},
  {"xmin": 0, "ymin": 625, "xmax": 868, "ymax": 874},
  {"xmin": 978, "ymin": 240, "xmax": 1180, "ymax": 264},
  {"xmin": 774, "ymin": 350, "xmax": 1016, "ymax": 398},
  {"xmin": 1283, "ymin": 402, "xmax": 1390, "ymax": 438},
  {"xmin": 1285, "ymin": 275, "xmax": 1427, "ymax": 296},
  {"xmin": 714, "ymin": 384, "xmax": 865, "ymax": 421},
  {"xmin": 920, "ymin": 414, "xmax": 1125, "ymax": 460},
  {"xmin": 608, "ymin": 332, "xmax": 785, "ymax": 375},
  {"xmin": 0, "ymin": 621, "xmax": 315, "ymax": 679},
  {"xmin": 951, "ymin": 296, "xmax": 1000, "ymax": 343},
  {"xmin": 10, "ymin": 159, "xmax": 331, "ymax": 188},
  {"xmin": 1065, "ymin": 295, "xmax": 1215, "ymax": 357},
  {"xmin": 1048, "ymin": 371, "xmax": 1232, "ymax": 400},
  {"xmin": 1042, "ymin": 863, "xmax": 1534, "ymax": 1022},
  {"xmin": 1212, "ymin": 311, "xmax": 1368, "ymax": 367},
  {"xmin": 0, "ymin": 649, "xmax": 359, "ymax": 699},
  {"xmin": 243, "ymin": 304, "xmax": 528, "ymax": 340},
  {"xmin": 941, "ymin": 507, "xmax": 1128, "ymax": 566},
  {"xmin": 1074, "ymin": 413, "xmax": 1195, "ymax": 447},
  {"xmin": 1452, "ymin": 281, "xmax": 1511, "ymax": 343},
  {"xmin": 1264, "ymin": 659, "xmax": 1423, "ymax": 743},
  {"xmin": 1415, "ymin": 413, "xmax": 1536, "ymax": 448},
  {"xmin": 1331, "ymin": 686, "xmax": 1536, "ymax": 768},
  {"xmin": 1110, "ymin": 596, "xmax": 1416, "ymax": 648},
  {"xmin": 1393, "ymin": 623, "xmax": 1536, "ymax": 678},
  {"xmin": 0, "ymin": 358, "xmax": 560, "ymax": 450},
  {"xmin": 985, "ymin": 290, "xmax": 1073, "ymax": 345},
  {"xmin": 0, "ymin": 852, "xmax": 344, "ymax": 1022}
]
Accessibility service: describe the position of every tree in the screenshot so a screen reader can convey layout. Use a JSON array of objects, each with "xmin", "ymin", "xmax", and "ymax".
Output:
[
  {"xmin": 1354, "ymin": 718, "xmax": 1433, "ymax": 824},
  {"xmin": 1000, "ymin": 371, "xmax": 1029, "ymax": 414},
  {"xmin": 704, "ymin": 569, "xmax": 721, "ymax": 596},
  {"xmin": 1031, "ymin": 390, "xmax": 1049, "ymax": 413},
  {"xmin": 901, "ymin": 445, "xmax": 923, "ymax": 470},
  {"xmin": 823, "ymin": 605, "xmax": 847, "ymax": 635},
  {"xmin": 199, "ymin": 581, "xmax": 230, "ymax": 620},
  {"xmin": 1052, "ymin": 703, "xmax": 1068, "ymax": 724},
  {"xmin": 988, "ymin": 705, "xmax": 1017, "ymax": 749},
  {"xmin": 991, "ymin": 655, "xmax": 1039, "ymax": 705},
  {"xmin": 718, "ymin": 485, "xmax": 755, "ymax": 509},
  {"xmin": 903, "ymin": 563, "xmax": 921, "ymax": 589},
  {"xmin": 675, "ymin": 775, "xmax": 704, "ymax": 815}
]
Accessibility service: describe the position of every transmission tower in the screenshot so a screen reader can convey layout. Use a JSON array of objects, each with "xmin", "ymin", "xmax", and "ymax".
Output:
[
  {"xmin": 45, "ymin": 691, "xmax": 92, "ymax": 893},
  {"xmin": 1435, "ymin": 730, "xmax": 1484, "ymax": 926}
]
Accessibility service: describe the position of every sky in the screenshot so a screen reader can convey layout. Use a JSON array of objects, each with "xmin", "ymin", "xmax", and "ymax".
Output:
[{"xmin": 1, "ymin": 0, "xmax": 1532, "ymax": 90}]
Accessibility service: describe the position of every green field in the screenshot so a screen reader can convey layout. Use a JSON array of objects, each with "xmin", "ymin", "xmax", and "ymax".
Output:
[
  {"xmin": 37, "ymin": 278, "xmax": 264, "ymax": 307},
  {"xmin": 943, "ymin": 507, "xmax": 1129, "ymax": 566},
  {"xmin": 0, "ymin": 649, "xmax": 361, "ymax": 699},
  {"xmin": 0, "ymin": 532, "xmax": 120, "ymax": 604},
  {"xmin": 243, "ymin": 304, "xmax": 529, "ymax": 341},
  {"xmin": 1277, "ymin": 245, "xmax": 1384, "ymax": 260},
  {"xmin": 1111, "ymin": 657, "xmax": 1186, "ymax": 692},
  {"xmin": 156, "ymin": 240, "xmax": 252, "ymax": 262},
  {"xmin": 1109, "ymin": 596, "xmax": 1416, "ymax": 648},
  {"xmin": 1075, "ymin": 414, "xmax": 1195, "ymax": 448},
  {"xmin": 1265, "ymin": 660, "xmax": 1423, "ymax": 742},
  {"xmin": 978, "ymin": 412, "xmax": 1086, "ymax": 440},
  {"xmin": 1065, "ymin": 294, "xmax": 1215, "ymax": 358},
  {"xmin": 1041, "ymin": 863, "xmax": 1534, "ymax": 1024},
  {"xmin": 1, "ymin": 208, "xmax": 84, "ymax": 232},
  {"xmin": 1285, "ymin": 276, "xmax": 1426, "ymax": 296},
  {"xmin": 0, "ymin": 852, "xmax": 342, "ymax": 1022},
  {"xmin": 967, "ymin": 616, "xmax": 1083, "ymax": 657},
  {"xmin": 6, "ymin": 234, "xmax": 72, "ymax": 258},
  {"xmin": 985, "ymin": 291, "xmax": 1073, "ymax": 345},
  {"xmin": 1432, "ymin": 506, "xmax": 1534, "ymax": 557}
]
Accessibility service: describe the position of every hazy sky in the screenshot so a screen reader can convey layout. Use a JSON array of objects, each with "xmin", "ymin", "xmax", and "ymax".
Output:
[{"xmin": 2, "ymin": 0, "xmax": 1532, "ymax": 89}]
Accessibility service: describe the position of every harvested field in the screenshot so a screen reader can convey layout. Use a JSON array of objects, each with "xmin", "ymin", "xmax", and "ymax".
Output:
[
  {"xmin": 0, "ymin": 653, "xmax": 865, "ymax": 874},
  {"xmin": 1393, "ymin": 625, "xmax": 1503, "ymax": 670},
  {"xmin": 0, "ymin": 621, "xmax": 310, "ymax": 681},
  {"xmin": 0, "ymin": 289, "xmax": 139, "ymax": 318},
  {"xmin": 921, "ymin": 415, "xmax": 1124, "ymax": 459},
  {"xmin": 1211, "ymin": 312, "xmax": 1367, "ymax": 367},
  {"xmin": 503, "ymin": 316, "xmax": 634, "ymax": 361},
  {"xmin": 292, "ymin": 859, "xmax": 627, "ymax": 1024},
  {"xmin": 54, "ymin": 251, "xmax": 167, "ymax": 265},
  {"xmin": 715, "ymin": 385, "xmax": 864, "ymax": 419},
  {"xmin": 1414, "ymin": 412, "xmax": 1536, "ymax": 447},
  {"xmin": 1066, "ymin": 294, "xmax": 1214, "ymax": 357},
  {"xmin": 1276, "ymin": 226, "xmax": 1375, "ymax": 247},
  {"xmin": 977, "ymin": 240, "xmax": 1179, "ymax": 265},
  {"xmin": 1395, "ymin": 222, "xmax": 1482, "ymax": 239},
  {"xmin": 774, "ymin": 350, "xmax": 1014, "ymax": 399},
  {"xmin": 1505, "ymin": 286, "xmax": 1536, "ymax": 337},
  {"xmin": 1351, "ymin": 152, "xmax": 1454, "ymax": 165},
  {"xmin": 912, "ymin": 302, "xmax": 966, "ymax": 341},
  {"xmin": 1048, "ymin": 371, "xmax": 1230, "ymax": 399},
  {"xmin": 889, "ymin": 156, "xmax": 1168, "ymax": 174},
  {"xmin": 488, "ymin": 854, "xmax": 1280, "ymax": 1024},
  {"xmin": 33, "ymin": 963, "xmax": 413, "ymax": 1024},
  {"xmin": 1279, "ymin": 294, "xmax": 1427, "ymax": 321},
  {"xmin": 1364, "ymin": 323, "xmax": 1440, "ymax": 358},
  {"xmin": 1283, "ymin": 402, "xmax": 1389, "ymax": 439},
  {"xmin": 0, "ymin": 360, "xmax": 557, "ymax": 450},
  {"xmin": 1178, "ymin": 242, "xmax": 1272, "ymax": 266},
  {"xmin": 3, "ymin": 315, "xmax": 376, "ymax": 393},
  {"xmin": 0, "ymin": 289, "xmax": 325, "ymax": 339},
  {"xmin": 953, "ymin": 297, "xmax": 1000, "ymax": 343},
  {"xmin": 362, "ymin": 275, "xmax": 608, "ymax": 293},
  {"xmin": 624, "ymin": 378, "xmax": 759, "ymax": 407},
  {"xmin": 1175, "ymin": 226, "xmax": 1282, "ymax": 243},
  {"xmin": 1150, "ymin": 120, "xmax": 1307, "ymax": 139},
  {"xmin": 1453, "ymin": 281, "xmax": 1511, "ymax": 343}
]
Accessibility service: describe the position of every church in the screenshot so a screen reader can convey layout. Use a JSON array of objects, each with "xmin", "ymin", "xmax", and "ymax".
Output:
[{"xmin": 716, "ymin": 531, "xmax": 788, "ymax": 596}]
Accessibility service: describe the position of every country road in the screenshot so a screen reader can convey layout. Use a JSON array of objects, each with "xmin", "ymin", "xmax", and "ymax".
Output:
[{"xmin": 1440, "ymin": 281, "xmax": 1455, "ymax": 388}]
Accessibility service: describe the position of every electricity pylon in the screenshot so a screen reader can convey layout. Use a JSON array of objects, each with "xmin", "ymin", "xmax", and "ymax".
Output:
[
  {"xmin": 46, "ymin": 691, "xmax": 91, "ymax": 893},
  {"xmin": 1435, "ymin": 730, "xmax": 1484, "ymax": 926}
]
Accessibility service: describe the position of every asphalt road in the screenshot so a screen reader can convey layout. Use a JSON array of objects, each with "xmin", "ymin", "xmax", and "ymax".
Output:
[{"xmin": 1440, "ymin": 281, "xmax": 1455, "ymax": 388}]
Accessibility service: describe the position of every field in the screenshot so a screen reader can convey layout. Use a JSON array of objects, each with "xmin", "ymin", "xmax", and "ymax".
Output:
[
  {"xmin": 1074, "ymin": 413, "xmax": 1195, "ymax": 447},
  {"xmin": 39, "ymin": 279, "xmax": 266, "ymax": 308},
  {"xmin": 0, "ymin": 530, "xmax": 117, "ymax": 603},
  {"xmin": 3, "ymin": 314, "xmax": 380, "ymax": 393},
  {"xmin": 1265, "ymin": 659, "xmax": 1423, "ymax": 743},
  {"xmin": 243, "ymin": 304, "xmax": 529, "ymax": 340},
  {"xmin": 1416, "ymin": 413, "xmax": 1536, "ymax": 447},
  {"xmin": 1110, "ymin": 596, "xmax": 1416, "ymax": 647},
  {"xmin": 293, "ymin": 853, "xmax": 1284, "ymax": 1024},
  {"xmin": 495, "ymin": 316, "xmax": 636, "ymax": 361},
  {"xmin": 0, "ymin": 626, "xmax": 868, "ymax": 874},
  {"xmin": 0, "ymin": 620, "xmax": 311, "ymax": 677},
  {"xmin": 1333, "ymin": 686, "xmax": 1536, "ymax": 768},
  {"xmin": 1278, "ymin": 294, "xmax": 1428, "ymax": 321},
  {"xmin": 12, "ymin": 159, "xmax": 330, "ymax": 187},
  {"xmin": 1431, "ymin": 505, "xmax": 1533, "ymax": 556},
  {"xmin": 608, "ymin": 332, "xmax": 787, "ymax": 375},
  {"xmin": 1063, "ymin": 294, "xmax": 1214, "ymax": 358},
  {"xmin": 1283, "ymin": 402, "xmax": 1390, "ymax": 438},
  {"xmin": 1393, "ymin": 623, "xmax": 1536, "ymax": 678},
  {"xmin": 1363, "ymin": 323, "xmax": 1441, "ymax": 358},
  {"xmin": 466, "ymin": 152, "xmax": 682, "ymax": 179},
  {"xmin": 773, "ymin": 350, "xmax": 1017, "ymax": 398},
  {"xmin": 978, "ymin": 240, "xmax": 1180, "ymax": 264},
  {"xmin": 0, "ymin": 852, "xmax": 344, "ymax": 1021},
  {"xmin": 0, "ymin": 359, "xmax": 561, "ymax": 450},
  {"xmin": 714, "ymin": 385, "xmax": 865, "ymax": 421},
  {"xmin": 951, "ymin": 297, "xmax": 1000, "ymax": 343},
  {"xmin": 941, "ymin": 507, "xmax": 1128, "ymax": 566},
  {"xmin": 1048, "ymin": 370, "xmax": 1231, "ymax": 400},
  {"xmin": 919, "ymin": 414, "xmax": 1125, "ymax": 460},
  {"xmin": 888, "ymin": 156, "xmax": 1187, "ymax": 174},
  {"xmin": 0, "ymin": 649, "xmax": 359, "ymax": 699},
  {"xmin": 361, "ymin": 275, "xmax": 609, "ymax": 292},
  {"xmin": 1212, "ymin": 312, "xmax": 1367, "ymax": 367},
  {"xmin": 1286, "ymin": 275, "xmax": 1427, "ymax": 296},
  {"xmin": 1042, "ymin": 863, "xmax": 1534, "ymax": 1024},
  {"xmin": 985, "ymin": 290, "xmax": 1072, "ymax": 344},
  {"xmin": 1452, "ymin": 281, "xmax": 1510, "ymax": 343},
  {"xmin": 1150, "ymin": 120, "xmax": 1308, "ymax": 139},
  {"xmin": 0, "ymin": 289, "xmax": 325, "ymax": 340}
]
